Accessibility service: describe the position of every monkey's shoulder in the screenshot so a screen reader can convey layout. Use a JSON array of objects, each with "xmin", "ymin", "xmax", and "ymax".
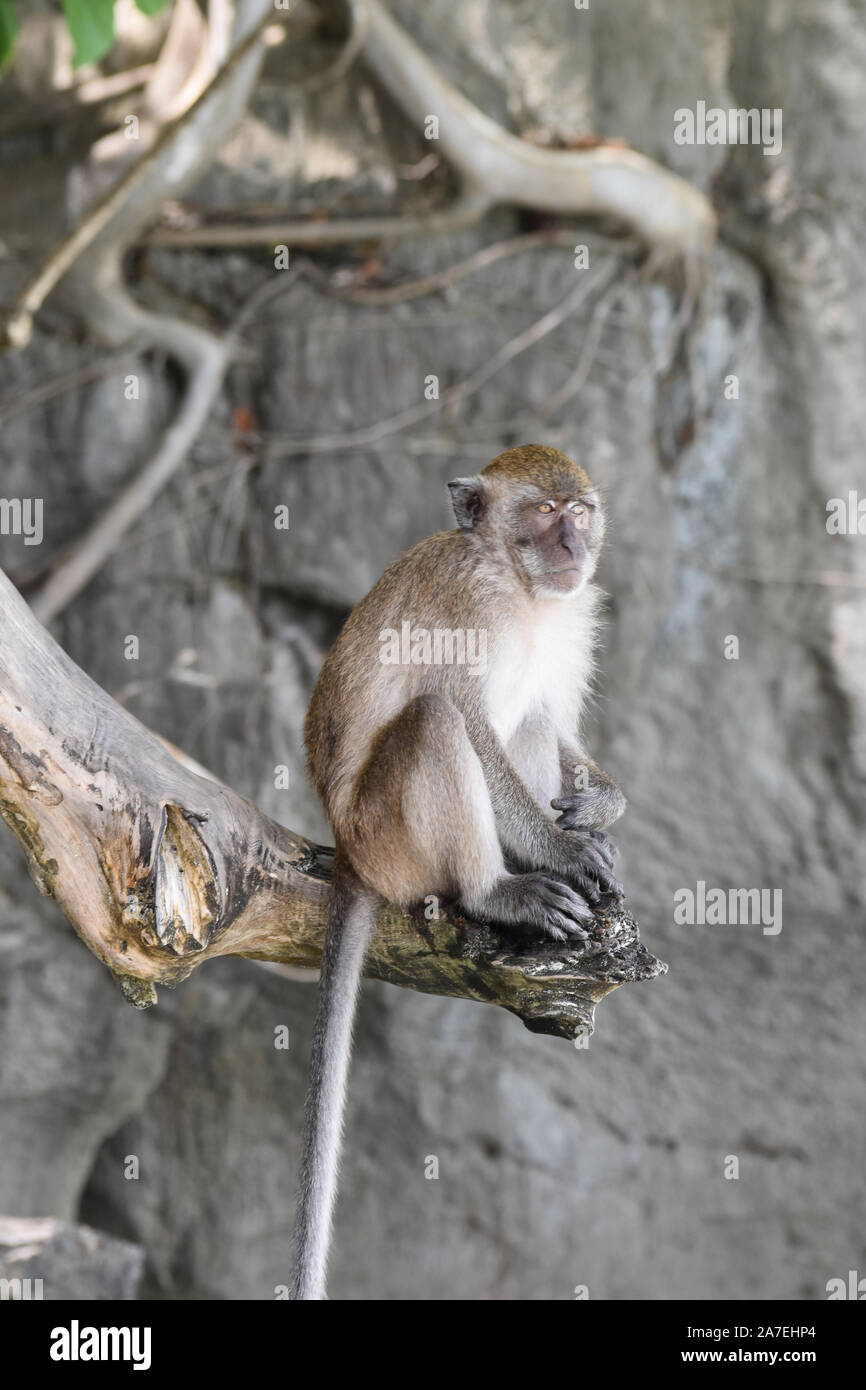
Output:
[
  {"xmin": 307, "ymin": 532, "xmax": 470, "ymax": 693},
  {"xmin": 350, "ymin": 529, "xmax": 483, "ymax": 625},
  {"xmin": 381, "ymin": 528, "xmax": 474, "ymax": 585}
]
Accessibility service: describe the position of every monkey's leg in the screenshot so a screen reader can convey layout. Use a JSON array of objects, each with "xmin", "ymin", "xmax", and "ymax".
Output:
[
  {"xmin": 462, "ymin": 711, "xmax": 621, "ymax": 903},
  {"xmin": 344, "ymin": 694, "xmax": 592, "ymax": 940}
]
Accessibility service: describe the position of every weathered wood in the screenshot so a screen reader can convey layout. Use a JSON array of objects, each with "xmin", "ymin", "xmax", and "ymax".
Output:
[{"xmin": 0, "ymin": 568, "xmax": 666, "ymax": 1037}]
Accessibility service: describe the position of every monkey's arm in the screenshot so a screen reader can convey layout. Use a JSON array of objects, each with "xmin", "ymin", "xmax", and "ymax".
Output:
[
  {"xmin": 554, "ymin": 743, "xmax": 627, "ymax": 831},
  {"xmin": 462, "ymin": 709, "xmax": 619, "ymax": 898}
]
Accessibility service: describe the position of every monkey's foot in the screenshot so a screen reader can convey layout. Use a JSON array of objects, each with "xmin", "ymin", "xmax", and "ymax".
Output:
[{"xmin": 473, "ymin": 873, "xmax": 594, "ymax": 941}]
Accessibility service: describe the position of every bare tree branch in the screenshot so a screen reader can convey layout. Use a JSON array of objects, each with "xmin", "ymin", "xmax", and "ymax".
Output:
[
  {"xmin": 9, "ymin": 0, "xmax": 714, "ymax": 628},
  {"xmin": 1, "ymin": 8, "xmax": 271, "ymax": 352},
  {"xmin": 0, "ymin": 568, "xmax": 665, "ymax": 1038},
  {"xmin": 360, "ymin": 0, "xmax": 715, "ymax": 261},
  {"xmin": 153, "ymin": 0, "xmax": 715, "ymax": 262},
  {"xmin": 14, "ymin": 0, "xmax": 278, "ymax": 624},
  {"xmin": 30, "ymin": 321, "xmax": 230, "ymax": 626},
  {"xmin": 150, "ymin": 189, "xmax": 491, "ymax": 249}
]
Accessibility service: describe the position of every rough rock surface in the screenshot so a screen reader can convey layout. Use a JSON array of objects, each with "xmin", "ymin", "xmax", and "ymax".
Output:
[
  {"xmin": 0, "ymin": 0, "xmax": 864, "ymax": 1299},
  {"xmin": 0, "ymin": 1217, "xmax": 144, "ymax": 1300}
]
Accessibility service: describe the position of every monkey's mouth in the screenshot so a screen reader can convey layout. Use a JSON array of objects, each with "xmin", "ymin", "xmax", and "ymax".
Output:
[
  {"xmin": 539, "ymin": 563, "xmax": 587, "ymax": 593},
  {"xmin": 543, "ymin": 565, "xmax": 584, "ymax": 581}
]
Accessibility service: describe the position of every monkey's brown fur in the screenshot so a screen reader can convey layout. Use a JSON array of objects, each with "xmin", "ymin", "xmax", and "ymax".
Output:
[
  {"xmin": 483, "ymin": 443, "xmax": 594, "ymax": 497},
  {"xmin": 293, "ymin": 445, "xmax": 625, "ymax": 1300}
]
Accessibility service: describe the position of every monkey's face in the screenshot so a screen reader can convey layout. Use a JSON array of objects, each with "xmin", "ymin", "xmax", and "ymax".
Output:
[
  {"xmin": 514, "ymin": 491, "xmax": 604, "ymax": 597},
  {"xmin": 447, "ymin": 457, "xmax": 605, "ymax": 599}
]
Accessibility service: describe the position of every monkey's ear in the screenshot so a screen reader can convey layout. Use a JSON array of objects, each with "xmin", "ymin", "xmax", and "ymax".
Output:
[{"xmin": 447, "ymin": 476, "xmax": 486, "ymax": 530}]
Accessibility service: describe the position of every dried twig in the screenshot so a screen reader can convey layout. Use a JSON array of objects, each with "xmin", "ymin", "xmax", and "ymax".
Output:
[
  {"xmin": 0, "ymin": 354, "xmax": 139, "ymax": 425},
  {"xmin": 541, "ymin": 274, "xmax": 631, "ymax": 416},
  {"xmin": 266, "ymin": 258, "xmax": 625, "ymax": 458},
  {"xmin": 301, "ymin": 229, "xmax": 609, "ymax": 305}
]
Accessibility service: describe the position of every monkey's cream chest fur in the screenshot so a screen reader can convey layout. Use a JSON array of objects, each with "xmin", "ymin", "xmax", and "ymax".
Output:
[{"xmin": 485, "ymin": 588, "xmax": 599, "ymax": 745}]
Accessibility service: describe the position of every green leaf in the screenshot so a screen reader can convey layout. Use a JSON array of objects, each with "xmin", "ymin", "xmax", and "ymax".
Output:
[
  {"xmin": 0, "ymin": 0, "xmax": 18, "ymax": 73},
  {"xmin": 133, "ymin": 0, "xmax": 169, "ymax": 14},
  {"xmin": 62, "ymin": 0, "xmax": 115, "ymax": 68}
]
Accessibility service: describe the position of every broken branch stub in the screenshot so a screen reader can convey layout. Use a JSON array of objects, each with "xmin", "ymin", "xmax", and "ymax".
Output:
[{"xmin": 0, "ymin": 568, "xmax": 665, "ymax": 1037}]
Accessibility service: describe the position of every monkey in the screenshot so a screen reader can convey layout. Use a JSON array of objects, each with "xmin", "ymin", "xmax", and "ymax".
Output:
[{"xmin": 291, "ymin": 444, "xmax": 626, "ymax": 1300}]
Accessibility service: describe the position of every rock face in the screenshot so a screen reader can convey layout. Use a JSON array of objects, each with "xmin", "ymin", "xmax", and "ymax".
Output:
[
  {"xmin": 0, "ymin": 1217, "xmax": 144, "ymax": 1300},
  {"xmin": 0, "ymin": 0, "xmax": 864, "ymax": 1300}
]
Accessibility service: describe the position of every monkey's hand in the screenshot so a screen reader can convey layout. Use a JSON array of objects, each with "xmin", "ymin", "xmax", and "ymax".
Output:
[
  {"xmin": 551, "ymin": 777, "xmax": 626, "ymax": 832},
  {"xmin": 552, "ymin": 825, "xmax": 623, "ymax": 903},
  {"xmin": 552, "ymin": 797, "xmax": 618, "ymax": 872}
]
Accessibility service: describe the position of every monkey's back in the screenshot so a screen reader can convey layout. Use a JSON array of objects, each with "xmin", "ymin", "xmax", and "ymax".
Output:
[{"xmin": 304, "ymin": 529, "xmax": 496, "ymax": 820}]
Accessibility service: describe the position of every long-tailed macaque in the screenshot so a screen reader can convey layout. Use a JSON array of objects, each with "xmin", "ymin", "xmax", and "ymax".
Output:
[{"xmin": 292, "ymin": 444, "xmax": 625, "ymax": 1299}]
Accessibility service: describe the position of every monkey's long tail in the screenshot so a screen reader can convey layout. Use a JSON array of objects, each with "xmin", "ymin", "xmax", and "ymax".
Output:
[{"xmin": 290, "ymin": 854, "xmax": 378, "ymax": 1300}]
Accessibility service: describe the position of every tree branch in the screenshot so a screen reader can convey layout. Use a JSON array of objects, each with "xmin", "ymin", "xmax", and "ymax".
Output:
[
  {"xmin": 153, "ymin": 0, "xmax": 715, "ymax": 264},
  {"xmin": 10, "ymin": 0, "xmax": 714, "ymax": 627},
  {"xmin": 1, "ymin": 7, "xmax": 270, "ymax": 353},
  {"xmin": 0, "ymin": 568, "xmax": 665, "ymax": 1038},
  {"xmin": 360, "ymin": 0, "xmax": 715, "ymax": 262},
  {"xmin": 15, "ymin": 0, "xmax": 276, "ymax": 625}
]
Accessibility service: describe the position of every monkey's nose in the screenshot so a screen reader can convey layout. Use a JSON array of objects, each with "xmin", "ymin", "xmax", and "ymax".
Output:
[{"xmin": 557, "ymin": 520, "xmax": 582, "ymax": 560}]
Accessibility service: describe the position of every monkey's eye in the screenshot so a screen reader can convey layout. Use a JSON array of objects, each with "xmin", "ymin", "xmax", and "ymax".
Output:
[
  {"xmin": 537, "ymin": 501, "xmax": 556, "ymax": 515},
  {"xmin": 569, "ymin": 502, "xmax": 586, "ymax": 516}
]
